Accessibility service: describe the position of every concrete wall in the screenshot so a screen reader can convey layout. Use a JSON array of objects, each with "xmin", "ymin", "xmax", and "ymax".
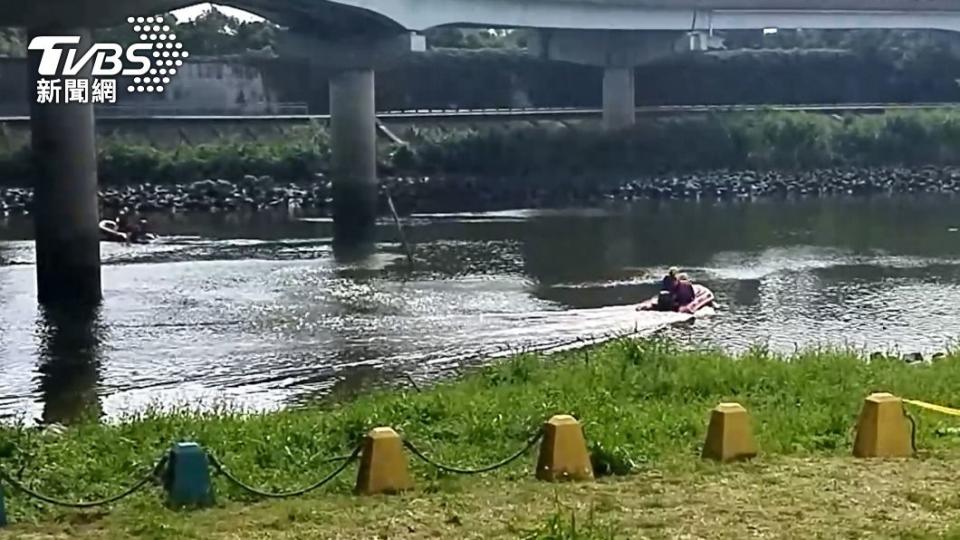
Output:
[
  {"xmin": 0, "ymin": 57, "xmax": 28, "ymax": 115},
  {"xmin": 146, "ymin": 60, "xmax": 275, "ymax": 114}
]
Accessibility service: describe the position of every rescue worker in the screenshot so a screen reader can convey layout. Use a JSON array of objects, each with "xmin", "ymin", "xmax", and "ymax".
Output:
[
  {"xmin": 657, "ymin": 267, "xmax": 680, "ymax": 311},
  {"xmin": 675, "ymin": 273, "xmax": 696, "ymax": 308},
  {"xmin": 661, "ymin": 267, "xmax": 679, "ymax": 293},
  {"xmin": 128, "ymin": 218, "xmax": 151, "ymax": 243},
  {"xmin": 117, "ymin": 208, "xmax": 133, "ymax": 233}
]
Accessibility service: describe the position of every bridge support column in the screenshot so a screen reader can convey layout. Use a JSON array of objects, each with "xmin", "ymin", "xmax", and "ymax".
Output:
[
  {"xmin": 602, "ymin": 67, "xmax": 635, "ymax": 130},
  {"xmin": 530, "ymin": 30, "xmax": 693, "ymax": 131},
  {"xmin": 27, "ymin": 27, "xmax": 101, "ymax": 306},
  {"xmin": 277, "ymin": 32, "xmax": 422, "ymax": 252},
  {"xmin": 330, "ymin": 68, "xmax": 377, "ymax": 248}
]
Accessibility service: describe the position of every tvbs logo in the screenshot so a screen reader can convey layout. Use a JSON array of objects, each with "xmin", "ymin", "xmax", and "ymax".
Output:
[{"xmin": 28, "ymin": 16, "xmax": 190, "ymax": 105}]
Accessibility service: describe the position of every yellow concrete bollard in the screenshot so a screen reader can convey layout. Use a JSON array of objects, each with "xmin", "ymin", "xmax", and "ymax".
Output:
[
  {"xmin": 355, "ymin": 427, "xmax": 413, "ymax": 495},
  {"xmin": 536, "ymin": 415, "xmax": 594, "ymax": 482},
  {"xmin": 701, "ymin": 402, "xmax": 758, "ymax": 462},
  {"xmin": 853, "ymin": 392, "xmax": 913, "ymax": 458}
]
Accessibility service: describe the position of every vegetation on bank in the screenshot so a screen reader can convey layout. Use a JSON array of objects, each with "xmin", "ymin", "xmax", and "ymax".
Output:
[
  {"xmin": 3, "ymin": 337, "xmax": 960, "ymax": 532},
  {"xmin": 400, "ymin": 109, "xmax": 960, "ymax": 176},
  {"xmin": 4, "ymin": 110, "xmax": 960, "ymax": 186}
]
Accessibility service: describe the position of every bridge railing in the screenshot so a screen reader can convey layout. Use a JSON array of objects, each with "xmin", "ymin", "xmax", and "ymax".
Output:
[
  {"xmin": 93, "ymin": 102, "xmax": 311, "ymax": 117},
  {"xmin": 0, "ymin": 102, "xmax": 312, "ymax": 117},
  {"xmin": 0, "ymin": 102, "xmax": 958, "ymax": 123}
]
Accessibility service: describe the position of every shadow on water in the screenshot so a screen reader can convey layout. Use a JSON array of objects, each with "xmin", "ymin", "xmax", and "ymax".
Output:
[
  {"xmin": 291, "ymin": 349, "xmax": 408, "ymax": 408},
  {"xmin": 332, "ymin": 238, "xmax": 377, "ymax": 265},
  {"xmin": 34, "ymin": 303, "xmax": 105, "ymax": 425}
]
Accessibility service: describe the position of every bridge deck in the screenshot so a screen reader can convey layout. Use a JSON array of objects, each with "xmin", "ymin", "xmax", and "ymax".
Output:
[{"xmin": 513, "ymin": 0, "xmax": 960, "ymax": 10}]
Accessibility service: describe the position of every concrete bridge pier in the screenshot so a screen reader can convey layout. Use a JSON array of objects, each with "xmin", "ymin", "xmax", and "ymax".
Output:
[
  {"xmin": 27, "ymin": 27, "xmax": 102, "ymax": 306},
  {"xmin": 602, "ymin": 66, "xmax": 636, "ymax": 130},
  {"xmin": 330, "ymin": 68, "xmax": 377, "ymax": 247},
  {"xmin": 530, "ymin": 30, "xmax": 690, "ymax": 130},
  {"xmin": 278, "ymin": 32, "xmax": 422, "ymax": 250}
]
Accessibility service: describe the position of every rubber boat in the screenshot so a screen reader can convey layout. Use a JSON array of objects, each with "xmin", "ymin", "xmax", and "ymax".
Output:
[
  {"xmin": 636, "ymin": 283, "xmax": 715, "ymax": 315},
  {"xmin": 99, "ymin": 220, "xmax": 156, "ymax": 244}
]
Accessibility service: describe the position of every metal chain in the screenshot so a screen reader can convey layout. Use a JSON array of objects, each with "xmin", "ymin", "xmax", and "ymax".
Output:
[
  {"xmin": 209, "ymin": 445, "xmax": 360, "ymax": 499},
  {"xmin": 402, "ymin": 429, "xmax": 544, "ymax": 475},
  {"xmin": 0, "ymin": 455, "xmax": 167, "ymax": 509},
  {"xmin": 902, "ymin": 404, "xmax": 919, "ymax": 454}
]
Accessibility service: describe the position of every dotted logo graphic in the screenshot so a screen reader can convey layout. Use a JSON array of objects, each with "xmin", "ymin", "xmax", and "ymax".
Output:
[{"xmin": 124, "ymin": 16, "xmax": 190, "ymax": 94}]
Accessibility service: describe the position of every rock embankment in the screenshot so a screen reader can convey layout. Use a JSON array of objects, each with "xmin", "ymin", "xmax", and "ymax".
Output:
[{"xmin": 2, "ymin": 167, "xmax": 959, "ymax": 217}]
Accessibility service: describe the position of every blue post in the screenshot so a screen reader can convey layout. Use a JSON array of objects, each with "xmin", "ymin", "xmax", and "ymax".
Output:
[
  {"xmin": 163, "ymin": 442, "xmax": 215, "ymax": 508},
  {"xmin": 0, "ymin": 481, "xmax": 7, "ymax": 527}
]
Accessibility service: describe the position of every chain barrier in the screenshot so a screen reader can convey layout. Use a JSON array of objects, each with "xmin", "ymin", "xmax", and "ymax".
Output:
[
  {"xmin": 0, "ymin": 454, "xmax": 167, "ymax": 509},
  {"xmin": 402, "ymin": 429, "xmax": 544, "ymax": 475},
  {"xmin": 903, "ymin": 405, "xmax": 918, "ymax": 455},
  {"xmin": 208, "ymin": 445, "xmax": 361, "ymax": 499}
]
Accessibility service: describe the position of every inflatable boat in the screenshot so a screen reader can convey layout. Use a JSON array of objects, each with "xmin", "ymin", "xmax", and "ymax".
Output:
[
  {"xmin": 636, "ymin": 283, "xmax": 715, "ymax": 315},
  {"xmin": 99, "ymin": 220, "xmax": 156, "ymax": 244}
]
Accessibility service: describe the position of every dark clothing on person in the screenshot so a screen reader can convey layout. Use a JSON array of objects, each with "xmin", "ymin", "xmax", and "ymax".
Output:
[
  {"xmin": 117, "ymin": 213, "xmax": 132, "ymax": 232},
  {"xmin": 661, "ymin": 275, "xmax": 678, "ymax": 293},
  {"xmin": 128, "ymin": 220, "xmax": 150, "ymax": 243},
  {"xmin": 675, "ymin": 281, "xmax": 695, "ymax": 306},
  {"xmin": 656, "ymin": 291, "xmax": 676, "ymax": 311}
]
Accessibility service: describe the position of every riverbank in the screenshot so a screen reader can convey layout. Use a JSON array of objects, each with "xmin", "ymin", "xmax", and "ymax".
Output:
[
  {"xmin": 2, "ymin": 165, "xmax": 960, "ymax": 218},
  {"xmin": 6, "ymin": 456, "xmax": 960, "ymax": 539},
  {"xmin": 3, "ymin": 109, "xmax": 960, "ymax": 216},
  {"xmin": 2, "ymin": 338, "xmax": 960, "ymax": 537}
]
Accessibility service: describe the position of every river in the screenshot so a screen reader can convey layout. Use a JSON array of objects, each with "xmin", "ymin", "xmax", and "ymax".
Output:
[{"xmin": 1, "ymin": 196, "xmax": 959, "ymax": 423}]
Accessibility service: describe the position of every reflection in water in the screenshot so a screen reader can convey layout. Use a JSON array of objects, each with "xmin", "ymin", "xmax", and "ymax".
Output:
[
  {"xmin": 332, "ymin": 236, "xmax": 377, "ymax": 264},
  {"xmin": 34, "ymin": 304, "xmax": 104, "ymax": 425},
  {"xmin": 298, "ymin": 353, "xmax": 405, "ymax": 407}
]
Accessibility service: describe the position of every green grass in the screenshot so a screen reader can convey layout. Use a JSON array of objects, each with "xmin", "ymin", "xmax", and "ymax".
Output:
[
  {"xmin": 404, "ymin": 109, "xmax": 960, "ymax": 176},
  {"xmin": 520, "ymin": 508, "xmax": 619, "ymax": 540},
  {"xmin": 3, "ymin": 337, "xmax": 960, "ymax": 535}
]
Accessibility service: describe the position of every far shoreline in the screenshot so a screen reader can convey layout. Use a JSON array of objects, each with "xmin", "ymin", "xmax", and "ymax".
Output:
[{"xmin": 2, "ymin": 165, "xmax": 960, "ymax": 219}]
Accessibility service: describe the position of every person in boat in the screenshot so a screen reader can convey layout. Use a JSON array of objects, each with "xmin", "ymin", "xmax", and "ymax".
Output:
[
  {"xmin": 127, "ymin": 218, "xmax": 151, "ymax": 243},
  {"xmin": 661, "ymin": 267, "xmax": 679, "ymax": 293},
  {"xmin": 656, "ymin": 267, "xmax": 680, "ymax": 311},
  {"xmin": 116, "ymin": 208, "xmax": 133, "ymax": 234},
  {"xmin": 674, "ymin": 273, "xmax": 696, "ymax": 308}
]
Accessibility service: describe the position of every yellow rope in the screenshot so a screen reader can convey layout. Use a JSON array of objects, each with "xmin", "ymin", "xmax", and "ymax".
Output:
[{"xmin": 903, "ymin": 399, "xmax": 960, "ymax": 417}]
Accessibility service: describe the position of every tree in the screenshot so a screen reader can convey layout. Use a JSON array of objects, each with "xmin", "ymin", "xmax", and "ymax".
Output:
[
  {"xmin": 94, "ymin": 14, "xmax": 179, "ymax": 50},
  {"xmin": 175, "ymin": 7, "xmax": 278, "ymax": 56},
  {"xmin": 425, "ymin": 28, "xmax": 528, "ymax": 49},
  {"xmin": 720, "ymin": 28, "xmax": 960, "ymax": 65},
  {"xmin": 0, "ymin": 27, "xmax": 24, "ymax": 57},
  {"xmin": 91, "ymin": 7, "xmax": 278, "ymax": 57}
]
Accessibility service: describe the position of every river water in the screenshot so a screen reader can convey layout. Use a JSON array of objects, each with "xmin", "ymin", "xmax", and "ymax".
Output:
[{"xmin": 2, "ymin": 196, "xmax": 959, "ymax": 424}]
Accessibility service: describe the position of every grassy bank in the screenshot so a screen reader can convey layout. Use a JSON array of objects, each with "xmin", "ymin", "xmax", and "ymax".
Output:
[
  {"xmin": 3, "ymin": 338, "xmax": 960, "ymax": 538},
  {"xmin": 4, "ymin": 110, "xmax": 960, "ymax": 187},
  {"xmin": 404, "ymin": 109, "xmax": 960, "ymax": 175}
]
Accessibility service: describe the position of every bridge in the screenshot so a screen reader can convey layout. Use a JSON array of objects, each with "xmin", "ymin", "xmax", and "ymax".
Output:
[{"xmin": 3, "ymin": 0, "xmax": 960, "ymax": 307}]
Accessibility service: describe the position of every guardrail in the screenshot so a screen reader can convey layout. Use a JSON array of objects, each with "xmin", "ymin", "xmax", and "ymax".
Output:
[
  {"xmin": 0, "ymin": 102, "xmax": 957, "ymax": 123},
  {"xmin": 94, "ymin": 102, "xmax": 312, "ymax": 117}
]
